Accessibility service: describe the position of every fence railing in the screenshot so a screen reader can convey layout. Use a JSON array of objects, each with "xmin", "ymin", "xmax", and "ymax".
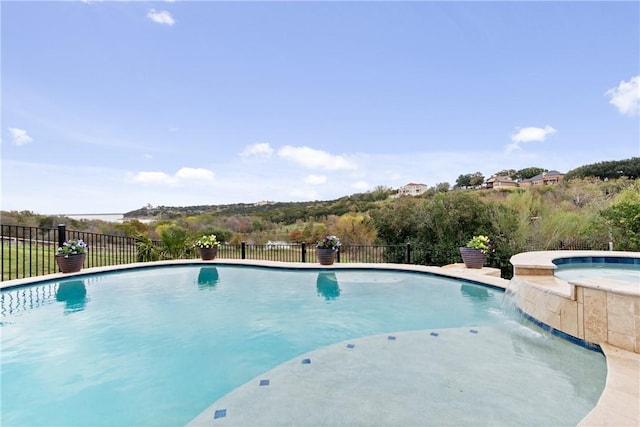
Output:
[
  {"xmin": 2, "ymin": 224, "xmax": 142, "ymax": 281},
  {"xmin": 2, "ymin": 224, "xmax": 610, "ymax": 282}
]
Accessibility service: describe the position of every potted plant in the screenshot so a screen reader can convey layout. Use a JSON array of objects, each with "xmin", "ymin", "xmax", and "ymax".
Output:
[
  {"xmin": 55, "ymin": 239, "xmax": 88, "ymax": 273},
  {"xmin": 195, "ymin": 234, "xmax": 220, "ymax": 260},
  {"xmin": 316, "ymin": 235, "xmax": 341, "ymax": 265},
  {"xmin": 459, "ymin": 235, "xmax": 494, "ymax": 269}
]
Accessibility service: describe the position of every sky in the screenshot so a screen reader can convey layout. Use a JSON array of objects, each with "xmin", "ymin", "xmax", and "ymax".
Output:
[{"xmin": 2, "ymin": 1, "xmax": 639, "ymax": 215}]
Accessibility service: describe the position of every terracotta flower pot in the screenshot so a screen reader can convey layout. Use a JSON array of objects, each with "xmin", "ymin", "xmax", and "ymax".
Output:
[
  {"xmin": 198, "ymin": 246, "xmax": 218, "ymax": 261},
  {"xmin": 316, "ymin": 248, "xmax": 336, "ymax": 265},
  {"xmin": 459, "ymin": 247, "xmax": 486, "ymax": 269},
  {"xmin": 55, "ymin": 253, "xmax": 86, "ymax": 273}
]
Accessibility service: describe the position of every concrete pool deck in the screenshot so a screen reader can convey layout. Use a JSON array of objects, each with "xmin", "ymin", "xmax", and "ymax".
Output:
[{"xmin": 2, "ymin": 259, "xmax": 638, "ymax": 426}]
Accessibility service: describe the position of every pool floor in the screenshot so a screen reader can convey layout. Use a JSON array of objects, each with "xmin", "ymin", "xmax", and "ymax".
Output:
[{"xmin": 189, "ymin": 325, "xmax": 605, "ymax": 426}]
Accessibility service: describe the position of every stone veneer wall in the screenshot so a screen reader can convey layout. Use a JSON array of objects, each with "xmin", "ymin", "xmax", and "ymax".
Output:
[{"xmin": 509, "ymin": 251, "xmax": 640, "ymax": 354}]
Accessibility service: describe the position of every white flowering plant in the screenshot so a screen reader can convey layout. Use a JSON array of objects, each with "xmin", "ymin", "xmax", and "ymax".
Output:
[
  {"xmin": 195, "ymin": 234, "xmax": 220, "ymax": 249},
  {"xmin": 465, "ymin": 235, "xmax": 495, "ymax": 254},
  {"xmin": 56, "ymin": 239, "xmax": 88, "ymax": 257},
  {"xmin": 316, "ymin": 235, "xmax": 341, "ymax": 250}
]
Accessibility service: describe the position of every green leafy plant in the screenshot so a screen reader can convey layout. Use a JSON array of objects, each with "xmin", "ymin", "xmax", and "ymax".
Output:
[
  {"xmin": 465, "ymin": 235, "xmax": 495, "ymax": 254},
  {"xmin": 195, "ymin": 234, "xmax": 220, "ymax": 249},
  {"xmin": 135, "ymin": 233, "xmax": 159, "ymax": 262},
  {"xmin": 316, "ymin": 235, "xmax": 341, "ymax": 249},
  {"xmin": 56, "ymin": 239, "xmax": 88, "ymax": 257}
]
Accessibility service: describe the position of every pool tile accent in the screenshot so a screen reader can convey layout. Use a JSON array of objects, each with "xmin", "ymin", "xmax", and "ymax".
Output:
[
  {"xmin": 259, "ymin": 379, "xmax": 270, "ymax": 386},
  {"xmin": 302, "ymin": 358, "xmax": 311, "ymax": 364},
  {"xmin": 469, "ymin": 329, "xmax": 478, "ymax": 334},
  {"xmin": 430, "ymin": 332, "xmax": 439, "ymax": 337},
  {"xmin": 347, "ymin": 343, "xmax": 355, "ymax": 349},
  {"xmin": 213, "ymin": 409, "xmax": 226, "ymax": 419},
  {"xmin": 388, "ymin": 335, "xmax": 396, "ymax": 340}
]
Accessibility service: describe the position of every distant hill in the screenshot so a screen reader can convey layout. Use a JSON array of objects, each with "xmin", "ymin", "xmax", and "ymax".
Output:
[
  {"xmin": 124, "ymin": 157, "xmax": 639, "ymax": 221},
  {"xmin": 123, "ymin": 186, "xmax": 394, "ymax": 222}
]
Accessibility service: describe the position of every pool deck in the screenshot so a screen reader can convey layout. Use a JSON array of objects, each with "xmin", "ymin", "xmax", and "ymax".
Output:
[{"xmin": 2, "ymin": 260, "xmax": 638, "ymax": 426}]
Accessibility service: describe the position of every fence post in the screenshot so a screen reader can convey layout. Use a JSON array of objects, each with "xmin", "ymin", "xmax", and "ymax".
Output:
[
  {"xmin": 301, "ymin": 242, "xmax": 306, "ymax": 263},
  {"xmin": 57, "ymin": 224, "xmax": 66, "ymax": 248},
  {"xmin": 406, "ymin": 243, "xmax": 411, "ymax": 264},
  {"xmin": 336, "ymin": 248, "xmax": 340, "ymax": 263},
  {"xmin": 241, "ymin": 242, "xmax": 246, "ymax": 259}
]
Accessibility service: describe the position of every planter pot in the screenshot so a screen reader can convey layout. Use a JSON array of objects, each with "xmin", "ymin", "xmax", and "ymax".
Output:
[
  {"xmin": 459, "ymin": 247, "xmax": 486, "ymax": 269},
  {"xmin": 198, "ymin": 246, "xmax": 219, "ymax": 261},
  {"xmin": 55, "ymin": 253, "xmax": 86, "ymax": 273},
  {"xmin": 316, "ymin": 248, "xmax": 336, "ymax": 266}
]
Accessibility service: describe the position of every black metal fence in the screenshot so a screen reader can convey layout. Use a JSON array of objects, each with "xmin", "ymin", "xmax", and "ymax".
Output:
[
  {"xmin": 2, "ymin": 224, "xmax": 454, "ymax": 282},
  {"xmin": 1, "ymin": 224, "xmax": 142, "ymax": 281},
  {"xmin": 1, "ymin": 223, "xmax": 610, "ymax": 282}
]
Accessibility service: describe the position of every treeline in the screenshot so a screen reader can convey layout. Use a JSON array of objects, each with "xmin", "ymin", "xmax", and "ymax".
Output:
[
  {"xmin": 564, "ymin": 157, "xmax": 640, "ymax": 180},
  {"xmin": 3, "ymin": 178, "xmax": 638, "ymax": 256}
]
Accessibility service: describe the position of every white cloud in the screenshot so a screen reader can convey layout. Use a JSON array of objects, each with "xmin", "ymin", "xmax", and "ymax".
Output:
[
  {"xmin": 507, "ymin": 125, "xmax": 557, "ymax": 152},
  {"xmin": 511, "ymin": 125, "xmax": 557, "ymax": 143},
  {"xmin": 240, "ymin": 142, "xmax": 274, "ymax": 158},
  {"xmin": 277, "ymin": 145, "xmax": 357, "ymax": 170},
  {"xmin": 304, "ymin": 174, "xmax": 327, "ymax": 185},
  {"xmin": 7, "ymin": 128, "xmax": 34, "ymax": 146},
  {"xmin": 605, "ymin": 75, "xmax": 640, "ymax": 116},
  {"xmin": 130, "ymin": 167, "xmax": 214, "ymax": 186},
  {"xmin": 131, "ymin": 171, "xmax": 175, "ymax": 186},
  {"xmin": 175, "ymin": 167, "xmax": 215, "ymax": 182},
  {"xmin": 147, "ymin": 9, "xmax": 175, "ymax": 26}
]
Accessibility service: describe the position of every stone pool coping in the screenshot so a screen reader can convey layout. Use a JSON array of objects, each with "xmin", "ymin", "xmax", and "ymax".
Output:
[{"xmin": 2, "ymin": 259, "xmax": 637, "ymax": 426}]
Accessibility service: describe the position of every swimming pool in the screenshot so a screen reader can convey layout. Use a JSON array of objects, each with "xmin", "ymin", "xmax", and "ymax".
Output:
[{"xmin": 0, "ymin": 265, "xmax": 606, "ymax": 426}]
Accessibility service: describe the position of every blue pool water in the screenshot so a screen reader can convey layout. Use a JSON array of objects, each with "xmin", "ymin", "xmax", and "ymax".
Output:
[
  {"xmin": 1, "ymin": 266, "xmax": 606, "ymax": 426},
  {"xmin": 555, "ymin": 261, "xmax": 640, "ymax": 284}
]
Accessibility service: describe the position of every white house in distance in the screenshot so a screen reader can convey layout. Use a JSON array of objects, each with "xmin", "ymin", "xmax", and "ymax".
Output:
[{"xmin": 397, "ymin": 183, "xmax": 429, "ymax": 196}]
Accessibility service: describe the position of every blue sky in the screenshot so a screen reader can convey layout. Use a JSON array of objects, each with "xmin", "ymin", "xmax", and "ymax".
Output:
[{"xmin": 2, "ymin": 1, "xmax": 639, "ymax": 215}]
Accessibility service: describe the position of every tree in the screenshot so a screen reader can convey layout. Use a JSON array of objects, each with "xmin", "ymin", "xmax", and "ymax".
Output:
[
  {"xmin": 289, "ymin": 229, "xmax": 304, "ymax": 243},
  {"xmin": 469, "ymin": 172, "xmax": 485, "ymax": 187},
  {"xmin": 115, "ymin": 220, "xmax": 148, "ymax": 237},
  {"xmin": 434, "ymin": 182, "xmax": 450, "ymax": 193},
  {"xmin": 565, "ymin": 157, "xmax": 640, "ymax": 180},
  {"xmin": 495, "ymin": 169, "xmax": 516, "ymax": 177},
  {"xmin": 455, "ymin": 174, "xmax": 472, "ymax": 188},
  {"xmin": 601, "ymin": 181, "xmax": 640, "ymax": 250},
  {"xmin": 513, "ymin": 167, "xmax": 546, "ymax": 180},
  {"xmin": 333, "ymin": 213, "xmax": 377, "ymax": 245},
  {"xmin": 370, "ymin": 185, "xmax": 393, "ymax": 201},
  {"xmin": 370, "ymin": 196, "xmax": 423, "ymax": 245}
]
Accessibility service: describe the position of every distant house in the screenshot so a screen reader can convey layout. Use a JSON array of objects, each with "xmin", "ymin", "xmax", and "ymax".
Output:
[
  {"xmin": 397, "ymin": 183, "xmax": 429, "ymax": 196},
  {"xmin": 485, "ymin": 175, "xmax": 518, "ymax": 190},
  {"xmin": 519, "ymin": 170, "xmax": 565, "ymax": 187},
  {"xmin": 265, "ymin": 241, "xmax": 291, "ymax": 250}
]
